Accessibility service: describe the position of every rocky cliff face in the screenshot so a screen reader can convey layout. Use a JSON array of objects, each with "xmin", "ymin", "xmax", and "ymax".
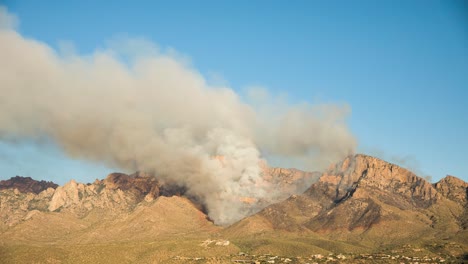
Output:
[{"xmin": 317, "ymin": 154, "xmax": 438, "ymax": 208}]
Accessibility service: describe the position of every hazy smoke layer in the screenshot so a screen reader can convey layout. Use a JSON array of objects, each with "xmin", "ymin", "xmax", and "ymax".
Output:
[{"xmin": 0, "ymin": 7, "xmax": 356, "ymax": 225}]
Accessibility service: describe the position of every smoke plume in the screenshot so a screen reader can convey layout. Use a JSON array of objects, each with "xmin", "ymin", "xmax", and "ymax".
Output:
[{"xmin": 0, "ymin": 7, "xmax": 356, "ymax": 225}]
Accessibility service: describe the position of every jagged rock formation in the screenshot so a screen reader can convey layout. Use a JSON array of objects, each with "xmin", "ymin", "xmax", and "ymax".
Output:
[
  {"xmin": 0, "ymin": 172, "xmax": 189, "ymax": 227},
  {"xmin": 0, "ymin": 166, "xmax": 316, "ymax": 231},
  {"xmin": 0, "ymin": 176, "xmax": 58, "ymax": 194},
  {"xmin": 47, "ymin": 172, "xmax": 187, "ymax": 214},
  {"xmin": 0, "ymin": 186, "xmax": 56, "ymax": 229}
]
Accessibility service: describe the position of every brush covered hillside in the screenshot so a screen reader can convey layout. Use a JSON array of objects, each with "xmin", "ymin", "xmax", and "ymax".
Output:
[
  {"xmin": 1, "ymin": 155, "xmax": 467, "ymax": 263},
  {"xmin": 0, "ymin": 167, "xmax": 318, "ymax": 263}
]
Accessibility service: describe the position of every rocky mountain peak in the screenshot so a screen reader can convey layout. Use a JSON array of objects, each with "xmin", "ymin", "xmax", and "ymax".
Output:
[
  {"xmin": 316, "ymin": 154, "xmax": 438, "ymax": 208},
  {"xmin": 244, "ymin": 154, "xmax": 468, "ymax": 236},
  {"xmin": 0, "ymin": 176, "xmax": 58, "ymax": 194},
  {"xmin": 434, "ymin": 175, "xmax": 468, "ymax": 204},
  {"xmin": 436, "ymin": 174, "xmax": 467, "ymax": 187}
]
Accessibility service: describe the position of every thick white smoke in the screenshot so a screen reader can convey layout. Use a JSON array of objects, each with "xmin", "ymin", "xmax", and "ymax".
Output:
[{"xmin": 0, "ymin": 7, "xmax": 356, "ymax": 225}]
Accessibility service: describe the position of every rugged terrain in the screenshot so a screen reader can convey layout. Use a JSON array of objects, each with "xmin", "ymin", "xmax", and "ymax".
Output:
[{"xmin": 0, "ymin": 154, "xmax": 467, "ymax": 263}]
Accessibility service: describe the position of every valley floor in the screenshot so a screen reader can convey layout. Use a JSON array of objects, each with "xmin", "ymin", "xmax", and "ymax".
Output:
[{"xmin": 1, "ymin": 238, "xmax": 466, "ymax": 264}]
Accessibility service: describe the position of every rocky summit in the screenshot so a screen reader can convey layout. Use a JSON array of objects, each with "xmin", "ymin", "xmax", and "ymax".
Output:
[
  {"xmin": 0, "ymin": 154, "xmax": 467, "ymax": 263},
  {"xmin": 0, "ymin": 176, "xmax": 58, "ymax": 194}
]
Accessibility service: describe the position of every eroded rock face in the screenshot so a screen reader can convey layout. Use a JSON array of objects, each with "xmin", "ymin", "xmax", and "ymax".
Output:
[{"xmin": 48, "ymin": 180, "xmax": 82, "ymax": 212}]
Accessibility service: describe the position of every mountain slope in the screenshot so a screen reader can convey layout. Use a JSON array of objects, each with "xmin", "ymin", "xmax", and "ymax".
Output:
[
  {"xmin": 1, "ymin": 154, "xmax": 467, "ymax": 261},
  {"xmin": 226, "ymin": 154, "xmax": 467, "ymax": 253}
]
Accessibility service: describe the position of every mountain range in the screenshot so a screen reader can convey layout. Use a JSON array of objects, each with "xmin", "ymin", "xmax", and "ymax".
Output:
[{"xmin": 0, "ymin": 154, "xmax": 466, "ymax": 263}]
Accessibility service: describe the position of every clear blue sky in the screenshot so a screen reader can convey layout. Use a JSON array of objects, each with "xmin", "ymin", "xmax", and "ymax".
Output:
[{"xmin": 1, "ymin": 0, "xmax": 467, "ymax": 184}]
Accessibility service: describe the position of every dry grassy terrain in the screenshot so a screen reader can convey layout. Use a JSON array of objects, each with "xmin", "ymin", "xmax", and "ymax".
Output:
[{"xmin": 1, "ymin": 236, "xmax": 466, "ymax": 263}]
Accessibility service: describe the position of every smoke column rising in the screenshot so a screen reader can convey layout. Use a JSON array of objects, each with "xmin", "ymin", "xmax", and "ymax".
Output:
[{"xmin": 0, "ymin": 7, "xmax": 356, "ymax": 225}]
